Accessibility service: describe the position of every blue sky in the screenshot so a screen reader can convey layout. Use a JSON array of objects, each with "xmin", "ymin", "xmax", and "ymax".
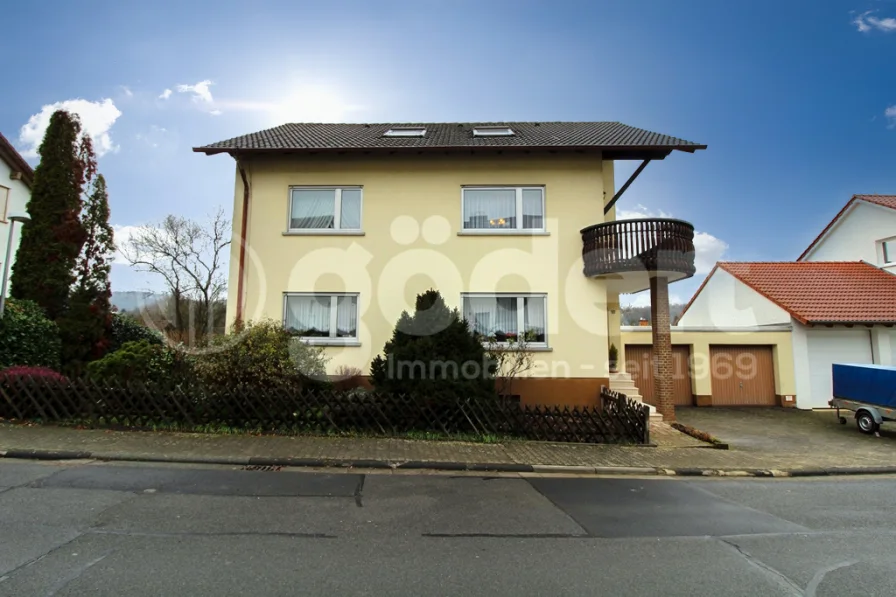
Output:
[{"xmin": 2, "ymin": 0, "xmax": 895, "ymax": 305}]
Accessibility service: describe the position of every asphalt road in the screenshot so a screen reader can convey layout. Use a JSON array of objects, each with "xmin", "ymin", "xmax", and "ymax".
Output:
[{"xmin": 2, "ymin": 460, "xmax": 895, "ymax": 596}]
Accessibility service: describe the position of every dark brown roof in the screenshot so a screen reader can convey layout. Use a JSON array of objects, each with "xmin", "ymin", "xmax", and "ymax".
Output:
[
  {"xmin": 0, "ymin": 132, "xmax": 33, "ymax": 188},
  {"xmin": 798, "ymin": 195, "xmax": 896, "ymax": 260},
  {"xmin": 193, "ymin": 122, "xmax": 706, "ymax": 159}
]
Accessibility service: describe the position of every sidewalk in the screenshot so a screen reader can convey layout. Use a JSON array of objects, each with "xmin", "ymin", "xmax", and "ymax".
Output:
[{"xmin": 2, "ymin": 421, "xmax": 895, "ymax": 477}]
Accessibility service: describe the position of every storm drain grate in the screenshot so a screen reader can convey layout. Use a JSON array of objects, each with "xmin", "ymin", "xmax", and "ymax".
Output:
[{"xmin": 241, "ymin": 465, "xmax": 283, "ymax": 472}]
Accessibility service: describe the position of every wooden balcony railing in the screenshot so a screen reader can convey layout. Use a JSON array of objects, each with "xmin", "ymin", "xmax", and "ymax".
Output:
[{"xmin": 581, "ymin": 218, "xmax": 696, "ymax": 278}]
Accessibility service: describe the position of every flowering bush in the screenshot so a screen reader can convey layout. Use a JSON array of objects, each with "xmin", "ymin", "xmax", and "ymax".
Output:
[{"xmin": 0, "ymin": 366, "xmax": 69, "ymax": 384}]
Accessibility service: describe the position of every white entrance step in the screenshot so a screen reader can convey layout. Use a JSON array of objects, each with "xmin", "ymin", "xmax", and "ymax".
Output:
[{"xmin": 608, "ymin": 372, "xmax": 663, "ymax": 423}]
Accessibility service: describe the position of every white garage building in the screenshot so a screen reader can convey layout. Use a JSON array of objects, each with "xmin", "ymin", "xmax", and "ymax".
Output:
[{"xmin": 678, "ymin": 261, "xmax": 896, "ymax": 409}]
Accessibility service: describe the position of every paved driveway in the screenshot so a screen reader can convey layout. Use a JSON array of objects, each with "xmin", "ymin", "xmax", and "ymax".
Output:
[{"xmin": 676, "ymin": 407, "xmax": 896, "ymax": 458}]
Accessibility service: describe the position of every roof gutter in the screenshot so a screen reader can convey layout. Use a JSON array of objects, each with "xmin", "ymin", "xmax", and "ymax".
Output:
[{"xmin": 235, "ymin": 158, "xmax": 251, "ymax": 324}]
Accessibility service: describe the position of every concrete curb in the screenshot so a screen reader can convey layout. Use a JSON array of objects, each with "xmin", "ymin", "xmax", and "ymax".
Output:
[{"xmin": 3, "ymin": 449, "xmax": 896, "ymax": 478}]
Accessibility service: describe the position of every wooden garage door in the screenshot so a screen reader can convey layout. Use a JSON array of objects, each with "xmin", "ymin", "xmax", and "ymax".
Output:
[
  {"xmin": 709, "ymin": 345, "xmax": 776, "ymax": 406},
  {"xmin": 624, "ymin": 345, "xmax": 693, "ymax": 406}
]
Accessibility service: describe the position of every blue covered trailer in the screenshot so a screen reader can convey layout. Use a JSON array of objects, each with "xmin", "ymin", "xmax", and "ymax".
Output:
[{"xmin": 830, "ymin": 363, "xmax": 896, "ymax": 434}]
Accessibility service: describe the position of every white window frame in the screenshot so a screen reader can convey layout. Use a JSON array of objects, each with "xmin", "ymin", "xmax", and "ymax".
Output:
[
  {"xmin": 282, "ymin": 292, "xmax": 360, "ymax": 346},
  {"xmin": 460, "ymin": 186, "xmax": 546, "ymax": 234},
  {"xmin": 383, "ymin": 128, "xmax": 426, "ymax": 137},
  {"xmin": 286, "ymin": 186, "xmax": 363, "ymax": 234},
  {"xmin": 880, "ymin": 237, "xmax": 896, "ymax": 265},
  {"xmin": 460, "ymin": 292, "xmax": 548, "ymax": 349},
  {"xmin": 473, "ymin": 126, "xmax": 515, "ymax": 137}
]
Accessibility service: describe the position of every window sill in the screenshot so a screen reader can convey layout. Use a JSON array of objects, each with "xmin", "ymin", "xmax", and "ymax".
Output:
[
  {"xmin": 483, "ymin": 345, "xmax": 552, "ymax": 352},
  {"xmin": 457, "ymin": 231, "xmax": 550, "ymax": 237},
  {"xmin": 283, "ymin": 230, "xmax": 365, "ymax": 236},
  {"xmin": 300, "ymin": 339, "xmax": 361, "ymax": 347}
]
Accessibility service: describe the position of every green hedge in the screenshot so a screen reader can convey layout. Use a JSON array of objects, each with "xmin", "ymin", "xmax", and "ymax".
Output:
[{"xmin": 0, "ymin": 299, "xmax": 61, "ymax": 370}]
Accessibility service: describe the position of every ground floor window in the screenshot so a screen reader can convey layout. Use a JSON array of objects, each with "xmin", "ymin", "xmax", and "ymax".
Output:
[
  {"xmin": 283, "ymin": 293, "xmax": 359, "ymax": 344},
  {"xmin": 461, "ymin": 293, "xmax": 547, "ymax": 347}
]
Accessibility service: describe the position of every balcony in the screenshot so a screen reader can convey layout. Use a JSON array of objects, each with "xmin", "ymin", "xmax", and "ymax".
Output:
[{"xmin": 581, "ymin": 218, "xmax": 696, "ymax": 293}]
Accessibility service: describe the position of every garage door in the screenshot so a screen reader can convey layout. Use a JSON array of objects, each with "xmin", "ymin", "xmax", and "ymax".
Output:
[
  {"xmin": 709, "ymin": 346, "xmax": 776, "ymax": 406},
  {"xmin": 806, "ymin": 329, "xmax": 873, "ymax": 409},
  {"xmin": 624, "ymin": 345, "xmax": 693, "ymax": 406}
]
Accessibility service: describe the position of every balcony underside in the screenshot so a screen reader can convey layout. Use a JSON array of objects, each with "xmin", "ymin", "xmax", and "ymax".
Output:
[
  {"xmin": 581, "ymin": 217, "xmax": 696, "ymax": 293},
  {"xmin": 598, "ymin": 270, "xmax": 693, "ymax": 295}
]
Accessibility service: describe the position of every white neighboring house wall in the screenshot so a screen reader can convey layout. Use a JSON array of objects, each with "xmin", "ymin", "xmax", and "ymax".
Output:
[
  {"xmin": 0, "ymin": 159, "xmax": 31, "ymax": 296},
  {"xmin": 676, "ymin": 268, "xmax": 791, "ymax": 328},
  {"xmin": 793, "ymin": 324, "xmax": 894, "ymax": 409},
  {"xmin": 801, "ymin": 201, "xmax": 896, "ymax": 273}
]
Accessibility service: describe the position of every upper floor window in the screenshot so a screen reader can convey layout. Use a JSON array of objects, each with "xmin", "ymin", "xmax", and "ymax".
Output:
[
  {"xmin": 383, "ymin": 128, "xmax": 426, "ymax": 137},
  {"xmin": 462, "ymin": 293, "xmax": 547, "ymax": 347},
  {"xmin": 289, "ymin": 187, "xmax": 361, "ymax": 232},
  {"xmin": 284, "ymin": 292, "xmax": 359, "ymax": 345},
  {"xmin": 882, "ymin": 238, "xmax": 895, "ymax": 265},
  {"xmin": 462, "ymin": 187, "xmax": 545, "ymax": 232},
  {"xmin": 473, "ymin": 126, "xmax": 514, "ymax": 137},
  {"xmin": 0, "ymin": 186, "xmax": 8, "ymax": 222}
]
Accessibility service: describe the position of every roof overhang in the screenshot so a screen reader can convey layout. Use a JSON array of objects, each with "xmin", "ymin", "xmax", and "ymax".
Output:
[
  {"xmin": 192, "ymin": 145, "xmax": 705, "ymax": 160},
  {"xmin": 0, "ymin": 134, "xmax": 34, "ymax": 189}
]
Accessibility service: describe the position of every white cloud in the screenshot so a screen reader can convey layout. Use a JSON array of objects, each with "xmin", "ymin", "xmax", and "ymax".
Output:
[
  {"xmin": 159, "ymin": 89, "xmax": 172, "ymax": 100},
  {"xmin": 112, "ymin": 224, "xmax": 141, "ymax": 264},
  {"xmin": 135, "ymin": 125, "xmax": 171, "ymax": 149},
  {"xmin": 853, "ymin": 11, "xmax": 896, "ymax": 33},
  {"xmin": 886, "ymin": 105, "xmax": 896, "ymax": 128},
  {"xmin": 209, "ymin": 109, "xmax": 223, "ymax": 116},
  {"xmin": 176, "ymin": 79, "xmax": 214, "ymax": 103},
  {"xmin": 19, "ymin": 98, "xmax": 122, "ymax": 158},
  {"xmin": 615, "ymin": 203, "xmax": 728, "ymax": 275},
  {"xmin": 120, "ymin": 86, "xmax": 133, "ymax": 97}
]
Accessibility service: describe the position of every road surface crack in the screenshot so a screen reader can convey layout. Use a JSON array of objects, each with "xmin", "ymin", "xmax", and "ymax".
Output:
[
  {"xmin": 354, "ymin": 474, "xmax": 365, "ymax": 507},
  {"xmin": 719, "ymin": 538, "xmax": 804, "ymax": 596}
]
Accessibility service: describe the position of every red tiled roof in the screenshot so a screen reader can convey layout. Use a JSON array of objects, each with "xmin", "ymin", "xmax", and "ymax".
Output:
[
  {"xmin": 716, "ymin": 261, "xmax": 896, "ymax": 324},
  {"xmin": 798, "ymin": 195, "xmax": 896, "ymax": 260}
]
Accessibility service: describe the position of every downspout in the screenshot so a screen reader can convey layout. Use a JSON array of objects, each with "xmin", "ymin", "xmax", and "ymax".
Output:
[{"xmin": 235, "ymin": 156, "xmax": 251, "ymax": 324}]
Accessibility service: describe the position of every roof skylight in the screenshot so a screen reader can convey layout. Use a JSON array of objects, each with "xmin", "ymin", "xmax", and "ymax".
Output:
[
  {"xmin": 472, "ymin": 126, "xmax": 515, "ymax": 137},
  {"xmin": 383, "ymin": 127, "xmax": 426, "ymax": 137}
]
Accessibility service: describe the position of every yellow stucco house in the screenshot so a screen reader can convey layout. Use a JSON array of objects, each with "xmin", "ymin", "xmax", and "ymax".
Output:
[{"xmin": 195, "ymin": 122, "xmax": 705, "ymax": 418}]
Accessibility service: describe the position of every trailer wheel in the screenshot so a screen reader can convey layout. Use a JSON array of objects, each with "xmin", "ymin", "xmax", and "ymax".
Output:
[
  {"xmin": 839, "ymin": 416, "xmax": 847, "ymax": 425},
  {"xmin": 856, "ymin": 411, "xmax": 879, "ymax": 434}
]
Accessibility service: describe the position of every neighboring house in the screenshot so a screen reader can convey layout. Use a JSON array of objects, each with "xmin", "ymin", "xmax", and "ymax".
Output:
[
  {"xmin": 661, "ymin": 193, "xmax": 896, "ymax": 411},
  {"xmin": 676, "ymin": 262, "xmax": 896, "ymax": 409},
  {"xmin": 0, "ymin": 132, "xmax": 33, "ymax": 294},
  {"xmin": 798, "ymin": 195, "xmax": 896, "ymax": 273},
  {"xmin": 194, "ymin": 122, "xmax": 706, "ymax": 413}
]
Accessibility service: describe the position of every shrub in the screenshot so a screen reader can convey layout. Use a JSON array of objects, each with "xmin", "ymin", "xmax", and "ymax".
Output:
[
  {"xmin": 195, "ymin": 319, "xmax": 329, "ymax": 389},
  {"xmin": 87, "ymin": 340, "xmax": 191, "ymax": 384},
  {"xmin": 0, "ymin": 366, "xmax": 69, "ymax": 420},
  {"xmin": 0, "ymin": 366, "xmax": 68, "ymax": 384},
  {"xmin": 370, "ymin": 289, "xmax": 497, "ymax": 401},
  {"xmin": 332, "ymin": 365, "xmax": 367, "ymax": 391},
  {"xmin": 0, "ymin": 299, "xmax": 62, "ymax": 370},
  {"xmin": 109, "ymin": 313, "xmax": 164, "ymax": 352}
]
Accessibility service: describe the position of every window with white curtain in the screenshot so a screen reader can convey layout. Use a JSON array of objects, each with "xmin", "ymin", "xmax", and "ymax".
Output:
[
  {"xmin": 462, "ymin": 187, "xmax": 544, "ymax": 232},
  {"xmin": 461, "ymin": 293, "xmax": 547, "ymax": 346},
  {"xmin": 289, "ymin": 187, "xmax": 362, "ymax": 231},
  {"xmin": 283, "ymin": 293, "xmax": 359, "ymax": 344}
]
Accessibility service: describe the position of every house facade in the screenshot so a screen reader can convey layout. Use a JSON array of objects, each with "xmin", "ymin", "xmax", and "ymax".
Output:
[
  {"xmin": 195, "ymin": 122, "xmax": 705, "ymax": 414},
  {"xmin": 798, "ymin": 195, "xmax": 896, "ymax": 273},
  {"xmin": 673, "ymin": 194, "xmax": 896, "ymax": 410},
  {"xmin": 0, "ymin": 133, "xmax": 33, "ymax": 293}
]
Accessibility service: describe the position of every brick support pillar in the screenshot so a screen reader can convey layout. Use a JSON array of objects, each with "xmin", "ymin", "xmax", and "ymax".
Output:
[{"xmin": 650, "ymin": 275, "xmax": 675, "ymax": 421}]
